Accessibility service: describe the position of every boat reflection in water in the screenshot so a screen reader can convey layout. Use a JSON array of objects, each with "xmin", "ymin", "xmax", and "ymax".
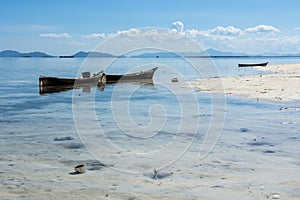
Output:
[
  {"xmin": 39, "ymin": 85, "xmax": 96, "ymax": 95},
  {"xmin": 39, "ymin": 80, "xmax": 154, "ymax": 95}
]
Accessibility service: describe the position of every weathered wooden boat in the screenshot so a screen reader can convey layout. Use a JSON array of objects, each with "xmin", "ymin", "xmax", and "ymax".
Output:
[
  {"xmin": 104, "ymin": 67, "xmax": 158, "ymax": 84},
  {"xmin": 39, "ymin": 67, "xmax": 158, "ymax": 94},
  {"xmin": 238, "ymin": 62, "xmax": 269, "ymax": 67},
  {"xmin": 39, "ymin": 71, "xmax": 106, "ymax": 87}
]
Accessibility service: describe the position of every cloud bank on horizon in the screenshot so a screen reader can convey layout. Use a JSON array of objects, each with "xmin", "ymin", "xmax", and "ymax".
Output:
[
  {"xmin": 41, "ymin": 22, "xmax": 279, "ymax": 39},
  {"xmin": 12, "ymin": 21, "xmax": 300, "ymax": 55}
]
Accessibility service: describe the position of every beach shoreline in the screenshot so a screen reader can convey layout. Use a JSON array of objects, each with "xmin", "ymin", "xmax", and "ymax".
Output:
[{"xmin": 187, "ymin": 63, "xmax": 300, "ymax": 103}]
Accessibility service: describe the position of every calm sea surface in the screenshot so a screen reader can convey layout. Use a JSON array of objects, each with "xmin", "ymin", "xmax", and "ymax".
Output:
[{"xmin": 0, "ymin": 57, "xmax": 299, "ymax": 165}]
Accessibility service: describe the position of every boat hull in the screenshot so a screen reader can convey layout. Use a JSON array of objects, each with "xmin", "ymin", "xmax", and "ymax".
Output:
[
  {"xmin": 105, "ymin": 67, "xmax": 158, "ymax": 84},
  {"xmin": 39, "ymin": 76, "xmax": 102, "ymax": 87},
  {"xmin": 238, "ymin": 62, "xmax": 269, "ymax": 67}
]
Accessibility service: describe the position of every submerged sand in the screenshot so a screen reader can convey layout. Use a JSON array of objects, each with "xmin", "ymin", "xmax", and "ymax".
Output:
[
  {"xmin": 2, "ymin": 130, "xmax": 300, "ymax": 200},
  {"xmin": 187, "ymin": 64, "xmax": 300, "ymax": 102}
]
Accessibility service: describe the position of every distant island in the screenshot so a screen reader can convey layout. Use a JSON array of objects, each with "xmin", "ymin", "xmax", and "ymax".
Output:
[
  {"xmin": 0, "ymin": 50, "xmax": 53, "ymax": 58},
  {"xmin": 147, "ymin": 49, "xmax": 300, "ymax": 58},
  {"xmin": 59, "ymin": 51, "xmax": 116, "ymax": 58},
  {"xmin": 1, "ymin": 49, "xmax": 300, "ymax": 58},
  {"xmin": 0, "ymin": 50, "xmax": 118, "ymax": 58}
]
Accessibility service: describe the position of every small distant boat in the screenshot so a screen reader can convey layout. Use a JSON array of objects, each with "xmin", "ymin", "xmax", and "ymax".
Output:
[
  {"xmin": 171, "ymin": 77, "xmax": 178, "ymax": 82},
  {"xmin": 238, "ymin": 62, "xmax": 269, "ymax": 67}
]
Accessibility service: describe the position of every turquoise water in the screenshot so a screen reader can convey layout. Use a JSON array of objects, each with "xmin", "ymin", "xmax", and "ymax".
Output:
[{"xmin": 0, "ymin": 57, "xmax": 299, "ymax": 171}]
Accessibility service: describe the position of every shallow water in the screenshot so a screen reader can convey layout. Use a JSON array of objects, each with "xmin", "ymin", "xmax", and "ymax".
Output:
[
  {"xmin": 0, "ymin": 57, "xmax": 300, "ymax": 199},
  {"xmin": 1, "ymin": 57, "xmax": 299, "ymax": 162}
]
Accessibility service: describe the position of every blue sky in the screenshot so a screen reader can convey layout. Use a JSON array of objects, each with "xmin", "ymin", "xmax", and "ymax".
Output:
[{"xmin": 1, "ymin": 0, "xmax": 300, "ymax": 55}]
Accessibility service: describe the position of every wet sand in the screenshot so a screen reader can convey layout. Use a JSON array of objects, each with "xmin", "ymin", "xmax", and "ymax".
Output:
[
  {"xmin": 187, "ymin": 64, "xmax": 300, "ymax": 102},
  {"xmin": 1, "ymin": 132, "xmax": 300, "ymax": 200}
]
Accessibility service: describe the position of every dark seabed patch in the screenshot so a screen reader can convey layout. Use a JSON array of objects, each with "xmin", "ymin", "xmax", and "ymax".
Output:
[
  {"xmin": 262, "ymin": 150, "xmax": 276, "ymax": 154},
  {"xmin": 247, "ymin": 141, "xmax": 275, "ymax": 147},
  {"xmin": 53, "ymin": 136, "xmax": 74, "ymax": 141},
  {"xmin": 69, "ymin": 171, "xmax": 82, "ymax": 175},
  {"xmin": 86, "ymin": 160, "xmax": 107, "ymax": 171},
  {"xmin": 210, "ymin": 185, "xmax": 225, "ymax": 188},
  {"xmin": 239, "ymin": 128, "xmax": 249, "ymax": 132},
  {"xmin": 60, "ymin": 159, "xmax": 110, "ymax": 172},
  {"xmin": 147, "ymin": 169, "xmax": 174, "ymax": 180},
  {"xmin": 61, "ymin": 142, "xmax": 85, "ymax": 149},
  {"xmin": 288, "ymin": 136, "xmax": 298, "ymax": 140}
]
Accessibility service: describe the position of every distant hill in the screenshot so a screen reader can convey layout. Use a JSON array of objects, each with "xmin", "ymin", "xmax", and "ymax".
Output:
[
  {"xmin": 130, "ymin": 49, "xmax": 300, "ymax": 57},
  {"xmin": 0, "ymin": 50, "xmax": 117, "ymax": 58},
  {"xmin": 0, "ymin": 50, "xmax": 22, "ymax": 57},
  {"xmin": 130, "ymin": 49, "xmax": 250, "ymax": 58},
  {"xmin": 205, "ymin": 48, "xmax": 249, "ymax": 57},
  {"xmin": 72, "ymin": 51, "xmax": 116, "ymax": 58},
  {"xmin": 22, "ymin": 51, "xmax": 53, "ymax": 57},
  {"xmin": 0, "ymin": 50, "xmax": 53, "ymax": 57},
  {"xmin": 131, "ymin": 52, "xmax": 180, "ymax": 58}
]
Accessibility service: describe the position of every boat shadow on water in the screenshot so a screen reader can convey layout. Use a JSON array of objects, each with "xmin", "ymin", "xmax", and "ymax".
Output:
[{"xmin": 39, "ymin": 81, "xmax": 155, "ymax": 95}]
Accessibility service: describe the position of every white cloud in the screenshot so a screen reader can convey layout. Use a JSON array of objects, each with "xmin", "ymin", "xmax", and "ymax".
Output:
[
  {"xmin": 163, "ymin": 29, "xmax": 185, "ymax": 39},
  {"xmin": 199, "ymin": 33, "xmax": 300, "ymax": 54},
  {"xmin": 143, "ymin": 29, "xmax": 159, "ymax": 37},
  {"xmin": 114, "ymin": 27, "xmax": 186, "ymax": 41},
  {"xmin": 183, "ymin": 24, "xmax": 280, "ymax": 39},
  {"xmin": 171, "ymin": 21, "xmax": 184, "ymax": 33},
  {"xmin": 184, "ymin": 25, "xmax": 243, "ymax": 39},
  {"xmin": 82, "ymin": 33, "xmax": 107, "ymax": 39},
  {"xmin": 39, "ymin": 33, "xmax": 71, "ymax": 38},
  {"xmin": 116, "ymin": 28, "xmax": 142, "ymax": 38},
  {"xmin": 180, "ymin": 23, "xmax": 287, "ymax": 54},
  {"xmin": 185, "ymin": 29, "xmax": 207, "ymax": 38},
  {"xmin": 209, "ymin": 26, "xmax": 242, "ymax": 36},
  {"xmin": 244, "ymin": 25, "xmax": 279, "ymax": 33}
]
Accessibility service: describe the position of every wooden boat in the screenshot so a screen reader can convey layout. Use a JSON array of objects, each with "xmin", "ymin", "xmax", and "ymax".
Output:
[
  {"xmin": 39, "ymin": 72, "xmax": 106, "ymax": 87},
  {"xmin": 238, "ymin": 62, "xmax": 269, "ymax": 67},
  {"xmin": 104, "ymin": 67, "xmax": 158, "ymax": 84},
  {"xmin": 39, "ymin": 67, "xmax": 158, "ymax": 94}
]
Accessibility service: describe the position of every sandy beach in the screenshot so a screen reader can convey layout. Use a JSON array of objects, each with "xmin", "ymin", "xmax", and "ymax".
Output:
[{"xmin": 187, "ymin": 63, "xmax": 300, "ymax": 102}]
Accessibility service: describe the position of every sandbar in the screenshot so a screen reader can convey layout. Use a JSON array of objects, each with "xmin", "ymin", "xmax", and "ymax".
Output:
[{"xmin": 187, "ymin": 64, "xmax": 300, "ymax": 102}]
